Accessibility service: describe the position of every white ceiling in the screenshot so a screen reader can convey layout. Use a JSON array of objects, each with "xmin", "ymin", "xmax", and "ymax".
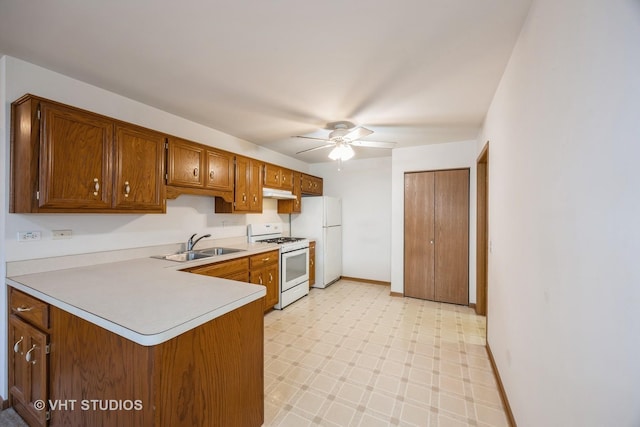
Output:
[{"xmin": 0, "ymin": 0, "xmax": 531, "ymax": 163}]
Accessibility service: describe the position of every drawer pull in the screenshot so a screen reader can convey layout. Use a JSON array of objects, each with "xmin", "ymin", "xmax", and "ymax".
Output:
[
  {"xmin": 93, "ymin": 178, "xmax": 100, "ymax": 196},
  {"xmin": 13, "ymin": 337, "xmax": 24, "ymax": 354},
  {"xmin": 25, "ymin": 345, "xmax": 37, "ymax": 364},
  {"xmin": 15, "ymin": 306, "xmax": 33, "ymax": 312}
]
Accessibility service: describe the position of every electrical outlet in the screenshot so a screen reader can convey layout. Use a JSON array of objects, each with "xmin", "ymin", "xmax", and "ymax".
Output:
[
  {"xmin": 18, "ymin": 231, "xmax": 42, "ymax": 242},
  {"xmin": 52, "ymin": 229, "xmax": 73, "ymax": 239}
]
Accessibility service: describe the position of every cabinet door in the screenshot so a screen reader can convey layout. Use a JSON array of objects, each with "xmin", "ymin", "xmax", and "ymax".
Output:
[
  {"xmin": 309, "ymin": 242, "xmax": 316, "ymax": 287},
  {"xmin": 9, "ymin": 315, "xmax": 49, "ymax": 427},
  {"xmin": 39, "ymin": 101, "xmax": 113, "ymax": 210},
  {"xmin": 233, "ymin": 156, "xmax": 251, "ymax": 211},
  {"xmin": 248, "ymin": 160, "xmax": 264, "ymax": 212},
  {"xmin": 205, "ymin": 149, "xmax": 234, "ymax": 191},
  {"xmin": 277, "ymin": 171, "xmax": 302, "ymax": 214},
  {"xmin": 280, "ymin": 169, "xmax": 294, "ymax": 190},
  {"xmin": 114, "ymin": 124, "xmax": 166, "ymax": 211},
  {"xmin": 167, "ymin": 137, "xmax": 204, "ymax": 187},
  {"xmin": 264, "ymin": 163, "xmax": 281, "ymax": 188},
  {"xmin": 250, "ymin": 266, "xmax": 279, "ymax": 311}
]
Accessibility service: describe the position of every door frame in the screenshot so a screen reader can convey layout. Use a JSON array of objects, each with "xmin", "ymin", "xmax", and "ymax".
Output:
[{"xmin": 476, "ymin": 142, "xmax": 489, "ymax": 316}]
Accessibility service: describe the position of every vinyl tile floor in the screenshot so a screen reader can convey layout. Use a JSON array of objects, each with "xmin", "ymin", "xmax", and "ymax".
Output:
[{"xmin": 263, "ymin": 279, "xmax": 508, "ymax": 427}]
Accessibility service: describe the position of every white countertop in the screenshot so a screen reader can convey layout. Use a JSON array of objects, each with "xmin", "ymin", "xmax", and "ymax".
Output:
[{"xmin": 6, "ymin": 242, "xmax": 280, "ymax": 346}]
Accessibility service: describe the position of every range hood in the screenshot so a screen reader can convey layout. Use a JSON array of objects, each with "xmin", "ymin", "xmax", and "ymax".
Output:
[{"xmin": 262, "ymin": 188, "xmax": 297, "ymax": 200}]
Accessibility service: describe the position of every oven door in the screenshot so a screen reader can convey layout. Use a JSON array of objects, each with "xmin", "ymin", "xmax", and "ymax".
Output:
[{"xmin": 281, "ymin": 247, "xmax": 309, "ymax": 292}]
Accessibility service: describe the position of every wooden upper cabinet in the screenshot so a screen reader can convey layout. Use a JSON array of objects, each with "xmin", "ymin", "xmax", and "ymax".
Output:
[
  {"xmin": 263, "ymin": 164, "xmax": 294, "ymax": 191},
  {"xmin": 205, "ymin": 149, "xmax": 234, "ymax": 192},
  {"xmin": 10, "ymin": 95, "xmax": 166, "ymax": 213},
  {"xmin": 166, "ymin": 137, "xmax": 204, "ymax": 188},
  {"xmin": 249, "ymin": 158, "xmax": 264, "ymax": 211},
  {"xmin": 165, "ymin": 136, "xmax": 235, "ymax": 203},
  {"xmin": 264, "ymin": 163, "xmax": 281, "ymax": 188},
  {"xmin": 301, "ymin": 173, "xmax": 323, "ymax": 196},
  {"xmin": 38, "ymin": 100, "xmax": 114, "ymax": 210},
  {"xmin": 233, "ymin": 155, "xmax": 251, "ymax": 211},
  {"xmin": 280, "ymin": 168, "xmax": 294, "ymax": 190},
  {"xmin": 278, "ymin": 171, "xmax": 302, "ymax": 214},
  {"xmin": 114, "ymin": 124, "xmax": 166, "ymax": 212}
]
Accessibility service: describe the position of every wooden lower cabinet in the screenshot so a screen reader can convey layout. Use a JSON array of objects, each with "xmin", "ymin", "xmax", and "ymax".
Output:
[
  {"xmin": 309, "ymin": 241, "xmax": 316, "ymax": 288},
  {"xmin": 9, "ymin": 315, "xmax": 49, "ymax": 427},
  {"xmin": 7, "ymin": 287, "xmax": 264, "ymax": 427},
  {"xmin": 186, "ymin": 250, "xmax": 280, "ymax": 312},
  {"xmin": 249, "ymin": 250, "xmax": 279, "ymax": 311}
]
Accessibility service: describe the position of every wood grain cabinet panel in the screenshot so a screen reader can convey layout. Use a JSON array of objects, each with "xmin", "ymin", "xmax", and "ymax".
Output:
[
  {"xmin": 10, "ymin": 95, "xmax": 166, "ymax": 213},
  {"xmin": 38, "ymin": 100, "xmax": 113, "ymax": 210},
  {"xmin": 278, "ymin": 171, "xmax": 302, "ymax": 214},
  {"xmin": 7, "ymin": 286, "xmax": 264, "ymax": 427},
  {"xmin": 216, "ymin": 156, "xmax": 263, "ymax": 213},
  {"xmin": 301, "ymin": 174, "xmax": 323, "ymax": 196},
  {"xmin": 114, "ymin": 124, "xmax": 166, "ymax": 211},
  {"xmin": 309, "ymin": 241, "xmax": 316, "ymax": 288},
  {"xmin": 206, "ymin": 149, "xmax": 234, "ymax": 192},
  {"xmin": 167, "ymin": 137, "xmax": 205, "ymax": 188},
  {"xmin": 249, "ymin": 250, "xmax": 280, "ymax": 311},
  {"xmin": 8, "ymin": 289, "xmax": 51, "ymax": 427}
]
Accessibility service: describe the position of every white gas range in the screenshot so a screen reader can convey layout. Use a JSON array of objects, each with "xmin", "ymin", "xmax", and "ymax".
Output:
[{"xmin": 247, "ymin": 223, "xmax": 309, "ymax": 310}]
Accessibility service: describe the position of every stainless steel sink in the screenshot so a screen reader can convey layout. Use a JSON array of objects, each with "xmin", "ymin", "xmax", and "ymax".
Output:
[
  {"xmin": 196, "ymin": 247, "xmax": 245, "ymax": 256},
  {"xmin": 152, "ymin": 247, "xmax": 245, "ymax": 262}
]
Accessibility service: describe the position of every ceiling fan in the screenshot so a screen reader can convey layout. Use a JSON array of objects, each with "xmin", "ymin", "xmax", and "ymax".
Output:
[{"xmin": 294, "ymin": 121, "xmax": 396, "ymax": 161}]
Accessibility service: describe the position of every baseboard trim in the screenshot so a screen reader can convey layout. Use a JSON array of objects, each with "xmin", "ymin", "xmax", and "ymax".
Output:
[
  {"xmin": 469, "ymin": 303, "xmax": 476, "ymax": 309},
  {"xmin": 0, "ymin": 396, "xmax": 9, "ymax": 410},
  {"xmin": 340, "ymin": 276, "xmax": 390, "ymax": 286},
  {"xmin": 389, "ymin": 291, "xmax": 403, "ymax": 297},
  {"xmin": 486, "ymin": 343, "xmax": 517, "ymax": 427}
]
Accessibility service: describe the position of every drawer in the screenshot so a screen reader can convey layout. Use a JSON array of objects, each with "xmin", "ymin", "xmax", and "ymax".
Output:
[
  {"xmin": 224, "ymin": 270, "xmax": 250, "ymax": 282},
  {"xmin": 249, "ymin": 250, "xmax": 279, "ymax": 268},
  {"xmin": 186, "ymin": 257, "xmax": 249, "ymax": 278},
  {"xmin": 9, "ymin": 288, "xmax": 49, "ymax": 330}
]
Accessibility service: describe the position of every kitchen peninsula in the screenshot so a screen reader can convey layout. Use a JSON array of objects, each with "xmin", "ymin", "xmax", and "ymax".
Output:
[{"xmin": 6, "ymin": 242, "xmax": 276, "ymax": 427}]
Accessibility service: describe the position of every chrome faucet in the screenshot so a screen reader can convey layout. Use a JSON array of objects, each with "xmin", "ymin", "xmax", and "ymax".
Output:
[{"xmin": 187, "ymin": 233, "xmax": 211, "ymax": 251}]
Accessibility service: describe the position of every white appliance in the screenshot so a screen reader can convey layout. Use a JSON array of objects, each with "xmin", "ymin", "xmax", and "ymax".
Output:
[
  {"xmin": 247, "ymin": 223, "xmax": 309, "ymax": 309},
  {"xmin": 291, "ymin": 196, "xmax": 342, "ymax": 288}
]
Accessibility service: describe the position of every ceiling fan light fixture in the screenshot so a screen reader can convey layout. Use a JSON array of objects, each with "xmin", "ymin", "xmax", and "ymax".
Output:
[{"xmin": 328, "ymin": 143, "xmax": 354, "ymax": 161}]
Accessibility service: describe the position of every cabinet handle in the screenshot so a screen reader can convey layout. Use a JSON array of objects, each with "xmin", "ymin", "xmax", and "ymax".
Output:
[
  {"xmin": 193, "ymin": 167, "xmax": 199, "ymax": 177},
  {"xmin": 15, "ymin": 306, "xmax": 33, "ymax": 312},
  {"xmin": 124, "ymin": 181, "xmax": 131, "ymax": 198},
  {"xmin": 258, "ymin": 275, "xmax": 263, "ymax": 285},
  {"xmin": 209, "ymin": 170, "xmax": 215, "ymax": 179},
  {"xmin": 25, "ymin": 344, "xmax": 37, "ymax": 364},
  {"xmin": 242, "ymin": 193, "xmax": 247, "ymax": 202},
  {"xmin": 268, "ymin": 273, "xmax": 273, "ymax": 283},
  {"xmin": 430, "ymin": 240, "xmax": 434, "ymax": 244},
  {"xmin": 93, "ymin": 178, "xmax": 100, "ymax": 196},
  {"xmin": 253, "ymin": 195, "xmax": 257, "ymax": 202},
  {"xmin": 310, "ymin": 259, "xmax": 314, "ymax": 266},
  {"xmin": 13, "ymin": 337, "xmax": 23, "ymax": 354},
  {"xmin": 262, "ymin": 257, "xmax": 270, "ymax": 262}
]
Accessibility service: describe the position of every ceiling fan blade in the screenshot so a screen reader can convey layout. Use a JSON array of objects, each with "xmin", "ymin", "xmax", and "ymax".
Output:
[
  {"xmin": 350, "ymin": 140, "xmax": 396, "ymax": 149},
  {"xmin": 344, "ymin": 126, "xmax": 373, "ymax": 141},
  {"xmin": 293, "ymin": 135, "xmax": 330, "ymax": 142},
  {"xmin": 296, "ymin": 144, "xmax": 335, "ymax": 155}
]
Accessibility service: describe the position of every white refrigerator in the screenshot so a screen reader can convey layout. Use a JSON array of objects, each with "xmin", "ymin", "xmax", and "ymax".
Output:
[{"xmin": 291, "ymin": 196, "xmax": 342, "ymax": 288}]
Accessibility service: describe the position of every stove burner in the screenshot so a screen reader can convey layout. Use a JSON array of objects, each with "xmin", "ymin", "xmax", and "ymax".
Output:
[{"xmin": 260, "ymin": 237, "xmax": 306, "ymax": 244}]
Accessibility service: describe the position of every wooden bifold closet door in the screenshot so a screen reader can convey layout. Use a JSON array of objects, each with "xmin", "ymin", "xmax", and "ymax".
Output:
[{"xmin": 404, "ymin": 169, "xmax": 469, "ymax": 305}]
